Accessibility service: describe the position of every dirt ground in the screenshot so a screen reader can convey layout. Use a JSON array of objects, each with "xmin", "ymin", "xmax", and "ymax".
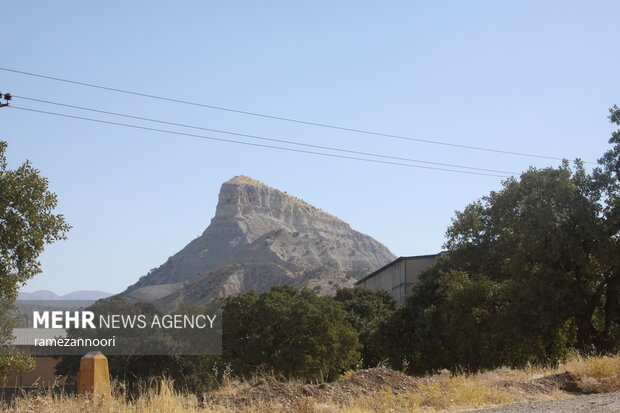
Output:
[
  {"xmin": 464, "ymin": 391, "xmax": 620, "ymax": 413},
  {"xmin": 208, "ymin": 368, "xmax": 420, "ymax": 408}
]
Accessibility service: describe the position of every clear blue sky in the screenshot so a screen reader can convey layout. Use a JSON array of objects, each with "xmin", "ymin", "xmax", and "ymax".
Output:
[{"xmin": 2, "ymin": 1, "xmax": 618, "ymax": 295}]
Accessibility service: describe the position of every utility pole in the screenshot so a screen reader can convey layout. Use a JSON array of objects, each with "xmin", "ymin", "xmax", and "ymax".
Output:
[{"xmin": 0, "ymin": 92, "xmax": 12, "ymax": 107}]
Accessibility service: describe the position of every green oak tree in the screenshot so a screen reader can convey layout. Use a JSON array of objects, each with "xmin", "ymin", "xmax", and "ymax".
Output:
[
  {"xmin": 221, "ymin": 286, "xmax": 360, "ymax": 382},
  {"xmin": 591, "ymin": 105, "xmax": 620, "ymax": 349},
  {"xmin": 0, "ymin": 140, "xmax": 70, "ymax": 382},
  {"xmin": 376, "ymin": 107, "xmax": 620, "ymax": 373},
  {"xmin": 334, "ymin": 287, "xmax": 399, "ymax": 368}
]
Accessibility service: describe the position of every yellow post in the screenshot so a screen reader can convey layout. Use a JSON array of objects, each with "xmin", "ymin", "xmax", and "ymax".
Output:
[{"xmin": 77, "ymin": 351, "xmax": 111, "ymax": 397}]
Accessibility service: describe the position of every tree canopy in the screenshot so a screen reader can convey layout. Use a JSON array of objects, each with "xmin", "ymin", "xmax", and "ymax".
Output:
[
  {"xmin": 376, "ymin": 106, "xmax": 620, "ymax": 373},
  {"xmin": 221, "ymin": 285, "xmax": 360, "ymax": 382},
  {"xmin": 0, "ymin": 141, "xmax": 70, "ymax": 303},
  {"xmin": 0, "ymin": 140, "xmax": 70, "ymax": 382},
  {"xmin": 334, "ymin": 287, "xmax": 399, "ymax": 368}
]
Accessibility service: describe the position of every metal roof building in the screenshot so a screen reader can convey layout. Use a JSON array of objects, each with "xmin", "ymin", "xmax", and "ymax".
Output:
[
  {"xmin": 355, "ymin": 253, "xmax": 442, "ymax": 305},
  {"xmin": 2, "ymin": 329, "xmax": 68, "ymax": 389},
  {"xmin": 11, "ymin": 328, "xmax": 67, "ymax": 346}
]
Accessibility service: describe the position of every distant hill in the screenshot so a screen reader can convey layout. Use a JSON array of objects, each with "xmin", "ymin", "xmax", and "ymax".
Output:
[
  {"xmin": 120, "ymin": 176, "xmax": 395, "ymax": 308},
  {"xmin": 18, "ymin": 290, "xmax": 113, "ymax": 301}
]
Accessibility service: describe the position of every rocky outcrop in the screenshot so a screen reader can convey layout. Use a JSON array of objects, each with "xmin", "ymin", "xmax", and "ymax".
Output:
[{"xmin": 121, "ymin": 176, "xmax": 395, "ymax": 305}]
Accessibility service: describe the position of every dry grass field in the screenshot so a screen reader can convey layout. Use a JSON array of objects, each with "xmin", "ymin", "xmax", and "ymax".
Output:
[{"xmin": 4, "ymin": 353, "xmax": 620, "ymax": 413}]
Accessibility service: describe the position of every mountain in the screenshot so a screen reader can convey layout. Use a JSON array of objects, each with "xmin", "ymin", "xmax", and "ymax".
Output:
[
  {"xmin": 120, "ymin": 176, "xmax": 396, "ymax": 307},
  {"xmin": 18, "ymin": 290, "xmax": 113, "ymax": 301},
  {"xmin": 60, "ymin": 290, "xmax": 114, "ymax": 300},
  {"xmin": 17, "ymin": 290, "xmax": 60, "ymax": 300}
]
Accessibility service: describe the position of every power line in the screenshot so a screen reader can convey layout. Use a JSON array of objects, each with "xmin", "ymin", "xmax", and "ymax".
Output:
[
  {"xmin": 0, "ymin": 66, "xmax": 587, "ymax": 163},
  {"xmin": 13, "ymin": 95, "xmax": 519, "ymax": 175},
  {"xmin": 8, "ymin": 105, "xmax": 512, "ymax": 178}
]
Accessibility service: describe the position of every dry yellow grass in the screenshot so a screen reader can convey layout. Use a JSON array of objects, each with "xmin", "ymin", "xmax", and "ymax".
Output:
[
  {"xmin": 342, "ymin": 376, "xmax": 515, "ymax": 413},
  {"xmin": 560, "ymin": 353, "xmax": 620, "ymax": 393},
  {"xmin": 4, "ymin": 353, "xmax": 620, "ymax": 413}
]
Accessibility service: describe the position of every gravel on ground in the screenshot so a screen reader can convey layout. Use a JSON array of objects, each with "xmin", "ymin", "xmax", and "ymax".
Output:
[{"xmin": 464, "ymin": 391, "xmax": 620, "ymax": 413}]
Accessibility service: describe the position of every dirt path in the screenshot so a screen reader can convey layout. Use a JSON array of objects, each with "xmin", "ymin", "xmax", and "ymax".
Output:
[{"xmin": 466, "ymin": 391, "xmax": 620, "ymax": 413}]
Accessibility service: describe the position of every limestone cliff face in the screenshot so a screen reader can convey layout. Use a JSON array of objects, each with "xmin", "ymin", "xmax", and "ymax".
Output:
[{"xmin": 121, "ymin": 176, "xmax": 395, "ymax": 304}]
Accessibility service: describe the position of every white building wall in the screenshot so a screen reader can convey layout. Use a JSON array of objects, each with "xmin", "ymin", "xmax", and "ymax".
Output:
[{"xmin": 357, "ymin": 255, "xmax": 438, "ymax": 305}]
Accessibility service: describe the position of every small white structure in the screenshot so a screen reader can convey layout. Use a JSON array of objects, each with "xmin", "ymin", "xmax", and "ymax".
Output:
[{"xmin": 355, "ymin": 254, "xmax": 441, "ymax": 305}]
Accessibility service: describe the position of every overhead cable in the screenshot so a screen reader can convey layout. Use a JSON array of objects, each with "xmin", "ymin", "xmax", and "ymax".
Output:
[
  {"xmin": 14, "ymin": 95, "xmax": 518, "ymax": 175},
  {"xmin": 0, "ymin": 67, "xmax": 587, "ymax": 163},
  {"xmin": 9, "ymin": 105, "xmax": 513, "ymax": 178}
]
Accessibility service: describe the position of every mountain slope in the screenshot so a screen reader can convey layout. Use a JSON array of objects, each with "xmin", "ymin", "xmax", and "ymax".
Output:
[
  {"xmin": 121, "ymin": 176, "xmax": 395, "ymax": 305},
  {"xmin": 18, "ymin": 290, "xmax": 112, "ymax": 300}
]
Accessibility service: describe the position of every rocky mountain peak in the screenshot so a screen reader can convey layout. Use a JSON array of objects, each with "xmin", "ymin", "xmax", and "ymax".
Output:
[
  {"xmin": 121, "ymin": 176, "xmax": 396, "ymax": 306},
  {"xmin": 225, "ymin": 175, "xmax": 266, "ymax": 186},
  {"xmin": 215, "ymin": 176, "xmax": 338, "ymax": 223}
]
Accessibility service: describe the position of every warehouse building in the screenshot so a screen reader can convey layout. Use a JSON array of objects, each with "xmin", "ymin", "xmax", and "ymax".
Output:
[
  {"xmin": 355, "ymin": 253, "xmax": 442, "ymax": 305},
  {"xmin": 3, "ymin": 328, "xmax": 67, "ymax": 388}
]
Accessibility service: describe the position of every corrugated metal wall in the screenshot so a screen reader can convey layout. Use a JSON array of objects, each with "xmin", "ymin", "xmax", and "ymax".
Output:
[{"xmin": 358, "ymin": 255, "xmax": 437, "ymax": 305}]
